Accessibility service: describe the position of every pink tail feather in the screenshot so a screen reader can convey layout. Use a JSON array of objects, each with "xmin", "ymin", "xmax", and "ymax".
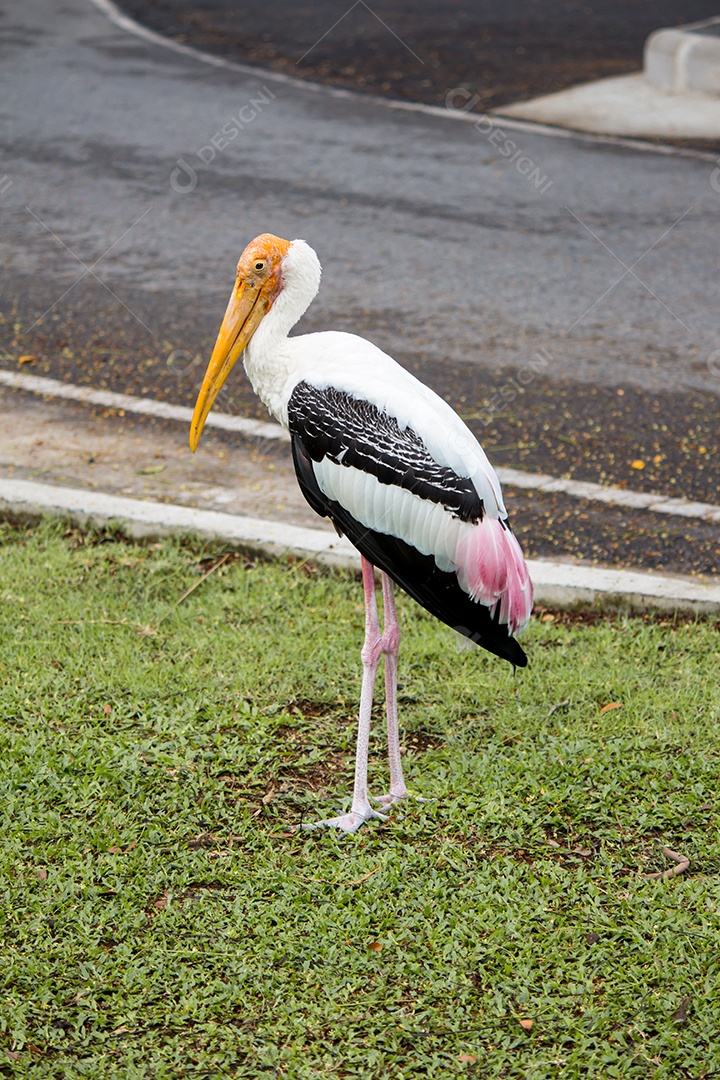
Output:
[{"xmin": 456, "ymin": 517, "xmax": 533, "ymax": 635}]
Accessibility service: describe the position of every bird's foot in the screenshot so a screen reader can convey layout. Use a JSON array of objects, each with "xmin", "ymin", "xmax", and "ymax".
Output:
[
  {"xmin": 371, "ymin": 788, "xmax": 407, "ymax": 808},
  {"xmin": 299, "ymin": 804, "xmax": 388, "ymax": 833},
  {"xmin": 372, "ymin": 789, "xmax": 433, "ymax": 806}
]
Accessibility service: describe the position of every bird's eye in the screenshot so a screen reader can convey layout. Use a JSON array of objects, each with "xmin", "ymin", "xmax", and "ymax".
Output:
[{"xmin": 254, "ymin": 260, "xmax": 265, "ymax": 271}]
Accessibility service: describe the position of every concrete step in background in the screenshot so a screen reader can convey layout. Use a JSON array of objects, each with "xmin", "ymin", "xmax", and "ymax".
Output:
[{"xmin": 646, "ymin": 17, "xmax": 720, "ymax": 97}]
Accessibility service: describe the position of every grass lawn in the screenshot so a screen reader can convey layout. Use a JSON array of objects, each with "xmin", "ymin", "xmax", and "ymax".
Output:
[{"xmin": 1, "ymin": 520, "xmax": 719, "ymax": 1079}]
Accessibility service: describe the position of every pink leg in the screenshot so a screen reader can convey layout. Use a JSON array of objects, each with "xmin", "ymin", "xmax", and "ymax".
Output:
[
  {"xmin": 301, "ymin": 557, "xmax": 389, "ymax": 833},
  {"xmin": 373, "ymin": 573, "xmax": 408, "ymax": 805}
]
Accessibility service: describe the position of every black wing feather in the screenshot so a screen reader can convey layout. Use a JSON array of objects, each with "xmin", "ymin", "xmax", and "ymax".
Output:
[
  {"xmin": 289, "ymin": 383, "xmax": 526, "ymax": 668},
  {"xmin": 289, "ymin": 381, "xmax": 484, "ymax": 523}
]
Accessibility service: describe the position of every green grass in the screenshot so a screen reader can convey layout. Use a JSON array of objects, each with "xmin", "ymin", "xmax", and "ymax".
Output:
[{"xmin": 1, "ymin": 520, "xmax": 719, "ymax": 1079}]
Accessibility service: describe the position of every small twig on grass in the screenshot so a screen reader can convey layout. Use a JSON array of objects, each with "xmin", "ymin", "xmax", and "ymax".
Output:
[
  {"xmin": 175, "ymin": 552, "xmax": 232, "ymax": 607},
  {"xmin": 56, "ymin": 554, "xmax": 233, "ymax": 636},
  {"xmin": 56, "ymin": 617, "xmax": 142, "ymax": 628},
  {"xmin": 644, "ymin": 846, "xmax": 690, "ymax": 881},
  {"xmin": 154, "ymin": 552, "xmax": 231, "ymax": 628},
  {"xmin": 343, "ymin": 866, "xmax": 381, "ymax": 886}
]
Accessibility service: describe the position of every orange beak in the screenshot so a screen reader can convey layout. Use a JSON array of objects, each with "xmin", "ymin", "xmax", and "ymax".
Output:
[{"xmin": 189, "ymin": 279, "xmax": 270, "ymax": 452}]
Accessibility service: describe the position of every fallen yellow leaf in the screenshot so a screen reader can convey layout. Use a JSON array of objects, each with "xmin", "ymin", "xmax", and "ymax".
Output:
[
  {"xmin": 458, "ymin": 1053, "xmax": 477, "ymax": 1064},
  {"xmin": 519, "ymin": 1018, "xmax": 533, "ymax": 1030},
  {"xmin": 630, "ymin": 459, "xmax": 645, "ymax": 470},
  {"xmin": 368, "ymin": 941, "xmax": 383, "ymax": 952},
  {"xmin": 599, "ymin": 702, "xmax": 623, "ymax": 715},
  {"xmin": 18, "ymin": 354, "xmax": 36, "ymax": 364}
]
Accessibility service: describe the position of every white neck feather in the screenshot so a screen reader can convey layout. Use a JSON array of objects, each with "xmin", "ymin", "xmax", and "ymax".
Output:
[
  {"xmin": 244, "ymin": 239, "xmax": 322, "ymax": 422},
  {"xmin": 249, "ymin": 239, "xmax": 321, "ymax": 352}
]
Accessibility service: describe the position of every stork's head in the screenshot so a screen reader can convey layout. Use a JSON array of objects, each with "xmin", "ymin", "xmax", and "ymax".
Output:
[{"xmin": 189, "ymin": 232, "xmax": 299, "ymax": 452}]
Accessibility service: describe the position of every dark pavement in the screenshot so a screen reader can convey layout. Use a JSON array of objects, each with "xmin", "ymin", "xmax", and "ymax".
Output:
[{"xmin": 121, "ymin": 0, "xmax": 720, "ymax": 112}]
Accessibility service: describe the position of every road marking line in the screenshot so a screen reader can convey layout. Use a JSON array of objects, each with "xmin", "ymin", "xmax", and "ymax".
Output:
[
  {"xmin": 2, "ymin": 366, "xmax": 719, "ymax": 524},
  {"xmin": 90, "ymin": 0, "xmax": 718, "ymax": 163},
  {"xmin": 496, "ymin": 467, "xmax": 720, "ymax": 524},
  {"xmin": 0, "ymin": 368, "xmax": 288, "ymax": 442},
  {"xmin": 1, "ymin": 477, "xmax": 718, "ymax": 612}
]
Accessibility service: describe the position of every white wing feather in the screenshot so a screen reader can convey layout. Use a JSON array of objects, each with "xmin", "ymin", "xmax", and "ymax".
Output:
[{"xmin": 277, "ymin": 331, "xmax": 507, "ymax": 519}]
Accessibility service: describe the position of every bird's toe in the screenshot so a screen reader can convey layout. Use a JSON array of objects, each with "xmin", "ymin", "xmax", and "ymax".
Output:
[
  {"xmin": 298, "ymin": 808, "xmax": 388, "ymax": 833},
  {"xmin": 372, "ymin": 791, "xmax": 407, "ymax": 807}
]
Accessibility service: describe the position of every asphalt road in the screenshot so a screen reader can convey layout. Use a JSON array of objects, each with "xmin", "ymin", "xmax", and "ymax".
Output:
[
  {"xmin": 121, "ymin": 0, "xmax": 720, "ymax": 113},
  {"xmin": 1, "ymin": 0, "xmax": 719, "ymax": 575}
]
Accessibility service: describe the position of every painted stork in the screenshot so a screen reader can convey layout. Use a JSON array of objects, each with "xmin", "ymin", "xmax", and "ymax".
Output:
[{"xmin": 190, "ymin": 233, "xmax": 533, "ymax": 832}]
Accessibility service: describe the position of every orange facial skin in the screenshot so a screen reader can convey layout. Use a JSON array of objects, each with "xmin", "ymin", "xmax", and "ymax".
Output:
[{"xmin": 189, "ymin": 233, "xmax": 291, "ymax": 452}]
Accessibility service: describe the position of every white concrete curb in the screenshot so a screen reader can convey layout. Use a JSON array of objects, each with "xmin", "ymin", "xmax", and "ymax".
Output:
[
  {"xmin": 0, "ymin": 478, "xmax": 355, "ymax": 568},
  {"xmin": 500, "ymin": 73, "xmax": 720, "ymax": 140},
  {"xmin": 0, "ymin": 369, "xmax": 288, "ymax": 443},
  {"xmin": 495, "ymin": 466, "xmax": 720, "ymax": 525},
  {"xmin": 526, "ymin": 559, "xmax": 720, "ymax": 614},
  {"xmin": 646, "ymin": 18, "xmax": 720, "ymax": 97},
  {"xmin": 2, "ymin": 478, "xmax": 719, "ymax": 614}
]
